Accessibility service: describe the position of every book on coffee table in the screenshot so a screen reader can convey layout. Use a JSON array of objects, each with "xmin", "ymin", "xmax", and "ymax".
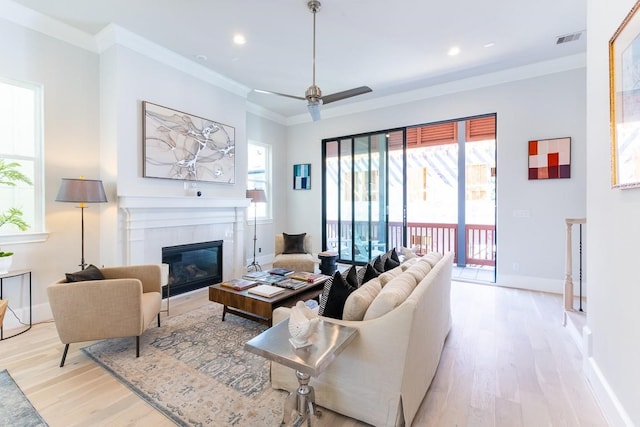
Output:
[
  {"xmin": 243, "ymin": 271, "xmax": 269, "ymax": 280},
  {"xmin": 275, "ymin": 278, "xmax": 308, "ymax": 290},
  {"xmin": 257, "ymin": 274, "xmax": 285, "ymax": 284},
  {"xmin": 219, "ymin": 278, "xmax": 257, "ymax": 291},
  {"xmin": 268, "ymin": 268, "xmax": 295, "ymax": 277},
  {"xmin": 248, "ymin": 284, "xmax": 286, "ymax": 298},
  {"xmin": 290, "ymin": 272, "xmax": 331, "ymax": 284}
]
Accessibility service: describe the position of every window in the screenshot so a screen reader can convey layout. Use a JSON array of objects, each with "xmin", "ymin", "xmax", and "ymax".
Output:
[
  {"xmin": 247, "ymin": 141, "xmax": 271, "ymax": 220},
  {"xmin": 0, "ymin": 78, "xmax": 43, "ymax": 237}
]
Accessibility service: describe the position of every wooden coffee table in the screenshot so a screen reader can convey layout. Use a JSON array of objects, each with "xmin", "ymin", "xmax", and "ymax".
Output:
[{"xmin": 209, "ymin": 280, "xmax": 325, "ymax": 326}]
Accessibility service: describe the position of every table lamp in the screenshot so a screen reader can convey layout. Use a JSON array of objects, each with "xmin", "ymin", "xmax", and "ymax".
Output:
[{"xmin": 56, "ymin": 177, "xmax": 108, "ymax": 270}]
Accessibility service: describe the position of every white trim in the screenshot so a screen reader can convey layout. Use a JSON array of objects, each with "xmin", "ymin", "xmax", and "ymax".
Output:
[
  {"xmin": 285, "ymin": 53, "xmax": 587, "ymax": 126},
  {"xmin": 496, "ymin": 274, "xmax": 563, "ymax": 294},
  {"xmin": 0, "ymin": 0, "xmax": 96, "ymax": 52},
  {"xmin": 584, "ymin": 352, "xmax": 634, "ymax": 426},
  {"xmin": 0, "ymin": 232, "xmax": 48, "ymax": 245},
  {"xmin": 95, "ymin": 24, "xmax": 250, "ymax": 99}
]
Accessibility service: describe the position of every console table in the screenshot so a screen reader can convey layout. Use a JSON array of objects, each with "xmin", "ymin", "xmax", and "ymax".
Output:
[
  {"xmin": 0, "ymin": 269, "xmax": 32, "ymax": 340},
  {"xmin": 245, "ymin": 318, "xmax": 357, "ymax": 426}
]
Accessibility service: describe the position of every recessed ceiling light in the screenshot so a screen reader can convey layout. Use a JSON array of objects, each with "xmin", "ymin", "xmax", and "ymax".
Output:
[
  {"xmin": 233, "ymin": 34, "xmax": 246, "ymax": 45},
  {"xmin": 483, "ymin": 42, "xmax": 495, "ymax": 48},
  {"xmin": 195, "ymin": 54, "xmax": 208, "ymax": 61},
  {"xmin": 448, "ymin": 46, "xmax": 460, "ymax": 56}
]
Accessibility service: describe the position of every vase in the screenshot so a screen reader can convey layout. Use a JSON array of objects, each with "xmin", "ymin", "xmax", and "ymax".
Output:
[{"xmin": 0, "ymin": 255, "xmax": 13, "ymax": 274}]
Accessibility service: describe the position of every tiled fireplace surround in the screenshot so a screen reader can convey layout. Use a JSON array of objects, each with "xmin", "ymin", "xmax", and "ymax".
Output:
[{"xmin": 118, "ymin": 196, "xmax": 251, "ymax": 282}]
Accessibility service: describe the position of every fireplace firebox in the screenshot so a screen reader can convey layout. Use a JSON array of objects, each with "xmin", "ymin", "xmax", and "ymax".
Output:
[{"xmin": 161, "ymin": 240, "xmax": 223, "ymax": 298}]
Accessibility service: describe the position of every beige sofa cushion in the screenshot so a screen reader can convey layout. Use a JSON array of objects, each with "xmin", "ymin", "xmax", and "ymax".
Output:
[
  {"xmin": 378, "ymin": 265, "xmax": 404, "ymax": 286},
  {"xmin": 422, "ymin": 252, "xmax": 443, "ymax": 267},
  {"xmin": 342, "ymin": 278, "xmax": 382, "ymax": 321},
  {"xmin": 404, "ymin": 259, "xmax": 432, "ymax": 283},
  {"xmin": 363, "ymin": 272, "xmax": 418, "ymax": 320}
]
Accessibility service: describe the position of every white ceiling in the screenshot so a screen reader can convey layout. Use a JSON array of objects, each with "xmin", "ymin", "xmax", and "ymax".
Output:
[{"xmin": 10, "ymin": 0, "xmax": 586, "ymax": 119}]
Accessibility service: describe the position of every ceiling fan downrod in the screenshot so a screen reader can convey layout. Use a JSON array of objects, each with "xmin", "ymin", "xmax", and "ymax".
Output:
[{"xmin": 306, "ymin": 0, "xmax": 322, "ymax": 104}]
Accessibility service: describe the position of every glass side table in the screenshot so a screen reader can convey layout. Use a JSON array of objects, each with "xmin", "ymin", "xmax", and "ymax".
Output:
[
  {"xmin": 245, "ymin": 318, "xmax": 357, "ymax": 426},
  {"xmin": 0, "ymin": 269, "xmax": 32, "ymax": 340}
]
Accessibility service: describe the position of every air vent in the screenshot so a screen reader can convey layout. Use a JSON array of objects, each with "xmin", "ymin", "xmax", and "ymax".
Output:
[{"xmin": 556, "ymin": 31, "xmax": 583, "ymax": 44}]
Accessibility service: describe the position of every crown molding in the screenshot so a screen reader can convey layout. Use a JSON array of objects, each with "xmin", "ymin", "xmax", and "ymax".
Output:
[
  {"xmin": 95, "ymin": 24, "xmax": 251, "ymax": 99},
  {"xmin": 246, "ymin": 101, "xmax": 288, "ymax": 125},
  {"xmin": 284, "ymin": 53, "xmax": 587, "ymax": 126},
  {"xmin": 1, "ymin": 0, "xmax": 96, "ymax": 51}
]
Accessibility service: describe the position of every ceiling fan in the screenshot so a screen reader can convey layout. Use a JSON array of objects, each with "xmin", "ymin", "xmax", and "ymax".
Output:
[{"xmin": 255, "ymin": 0, "xmax": 372, "ymax": 121}]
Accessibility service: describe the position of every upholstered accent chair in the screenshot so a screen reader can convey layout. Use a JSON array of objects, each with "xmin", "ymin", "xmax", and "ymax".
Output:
[
  {"xmin": 47, "ymin": 264, "xmax": 163, "ymax": 367},
  {"xmin": 273, "ymin": 233, "xmax": 315, "ymax": 273}
]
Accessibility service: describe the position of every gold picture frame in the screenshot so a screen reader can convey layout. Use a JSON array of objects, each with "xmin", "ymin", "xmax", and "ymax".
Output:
[{"xmin": 610, "ymin": 0, "xmax": 640, "ymax": 188}]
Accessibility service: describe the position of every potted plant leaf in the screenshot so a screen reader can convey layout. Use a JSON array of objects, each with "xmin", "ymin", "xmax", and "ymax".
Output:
[{"xmin": 0, "ymin": 158, "xmax": 33, "ymax": 273}]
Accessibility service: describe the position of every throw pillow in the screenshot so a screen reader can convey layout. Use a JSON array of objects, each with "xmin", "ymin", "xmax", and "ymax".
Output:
[
  {"xmin": 282, "ymin": 232, "xmax": 306, "ymax": 254},
  {"xmin": 378, "ymin": 265, "xmax": 404, "ymax": 286},
  {"xmin": 65, "ymin": 264, "xmax": 105, "ymax": 282},
  {"xmin": 384, "ymin": 256, "xmax": 401, "ymax": 271},
  {"xmin": 357, "ymin": 263, "xmax": 380, "ymax": 286},
  {"xmin": 318, "ymin": 276, "xmax": 334, "ymax": 315},
  {"xmin": 343, "ymin": 265, "xmax": 359, "ymax": 289},
  {"xmin": 404, "ymin": 259, "xmax": 432, "ymax": 283},
  {"xmin": 342, "ymin": 278, "xmax": 382, "ymax": 321},
  {"xmin": 372, "ymin": 255, "xmax": 386, "ymax": 274},
  {"xmin": 422, "ymin": 251, "xmax": 443, "ymax": 267},
  {"xmin": 320, "ymin": 270, "xmax": 357, "ymax": 319},
  {"xmin": 389, "ymin": 248, "xmax": 400, "ymax": 263},
  {"xmin": 363, "ymin": 272, "xmax": 417, "ymax": 320}
]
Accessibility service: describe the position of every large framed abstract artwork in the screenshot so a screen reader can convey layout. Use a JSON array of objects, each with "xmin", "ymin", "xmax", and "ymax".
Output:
[
  {"xmin": 528, "ymin": 137, "xmax": 571, "ymax": 180},
  {"xmin": 143, "ymin": 101, "xmax": 235, "ymax": 183},
  {"xmin": 610, "ymin": 0, "xmax": 640, "ymax": 188},
  {"xmin": 293, "ymin": 163, "xmax": 311, "ymax": 190}
]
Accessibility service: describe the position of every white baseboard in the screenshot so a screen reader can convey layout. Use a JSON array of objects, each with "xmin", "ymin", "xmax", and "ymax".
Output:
[
  {"xmin": 2, "ymin": 301, "xmax": 51, "ymax": 330},
  {"xmin": 583, "ymin": 346, "xmax": 634, "ymax": 426},
  {"xmin": 496, "ymin": 274, "xmax": 563, "ymax": 294}
]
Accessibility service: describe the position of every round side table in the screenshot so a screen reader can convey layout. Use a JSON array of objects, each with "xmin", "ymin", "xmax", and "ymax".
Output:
[{"xmin": 318, "ymin": 251, "xmax": 338, "ymax": 276}]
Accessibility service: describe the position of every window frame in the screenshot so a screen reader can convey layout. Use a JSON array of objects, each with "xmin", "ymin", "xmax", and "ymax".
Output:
[
  {"xmin": 246, "ymin": 140, "xmax": 272, "ymax": 223},
  {"xmin": 0, "ymin": 77, "xmax": 46, "ymax": 244}
]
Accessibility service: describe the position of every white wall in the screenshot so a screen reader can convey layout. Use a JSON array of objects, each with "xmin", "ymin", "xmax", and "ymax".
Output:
[
  {"xmin": 585, "ymin": 0, "xmax": 639, "ymax": 424},
  {"xmin": 285, "ymin": 67, "xmax": 587, "ymax": 294},
  {"xmin": 0, "ymin": 19, "xmax": 100, "ymax": 325},
  {"xmin": 98, "ymin": 43, "xmax": 249, "ymax": 266}
]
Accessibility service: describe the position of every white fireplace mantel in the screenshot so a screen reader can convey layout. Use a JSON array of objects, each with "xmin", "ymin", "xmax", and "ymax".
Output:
[
  {"xmin": 118, "ymin": 195, "xmax": 251, "ymax": 279},
  {"xmin": 119, "ymin": 195, "xmax": 251, "ymax": 210}
]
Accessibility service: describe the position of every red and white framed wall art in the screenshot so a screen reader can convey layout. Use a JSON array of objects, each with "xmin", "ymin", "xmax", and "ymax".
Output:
[{"xmin": 528, "ymin": 137, "xmax": 571, "ymax": 180}]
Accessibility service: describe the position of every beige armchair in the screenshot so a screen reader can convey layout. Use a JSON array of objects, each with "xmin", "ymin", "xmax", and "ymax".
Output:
[
  {"xmin": 273, "ymin": 233, "xmax": 315, "ymax": 272},
  {"xmin": 47, "ymin": 264, "xmax": 163, "ymax": 367}
]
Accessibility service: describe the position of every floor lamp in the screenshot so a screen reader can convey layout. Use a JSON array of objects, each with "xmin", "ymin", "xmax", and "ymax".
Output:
[
  {"xmin": 56, "ymin": 178, "xmax": 108, "ymax": 270},
  {"xmin": 246, "ymin": 189, "xmax": 267, "ymax": 272}
]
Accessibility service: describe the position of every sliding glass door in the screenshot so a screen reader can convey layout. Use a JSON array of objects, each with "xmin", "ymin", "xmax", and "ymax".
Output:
[
  {"xmin": 323, "ymin": 131, "xmax": 394, "ymax": 263},
  {"xmin": 323, "ymin": 115, "xmax": 496, "ymax": 276}
]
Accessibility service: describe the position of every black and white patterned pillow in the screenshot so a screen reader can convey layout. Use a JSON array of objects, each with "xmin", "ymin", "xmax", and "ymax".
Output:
[{"xmin": 318, "ymin": 275, "xmax": 334, "ymax": 316}]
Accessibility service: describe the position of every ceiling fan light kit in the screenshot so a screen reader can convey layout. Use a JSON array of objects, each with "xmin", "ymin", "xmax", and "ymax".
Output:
[{"xmin": 256, "ymin": 0, "xmax": 372, "ymax": 121}]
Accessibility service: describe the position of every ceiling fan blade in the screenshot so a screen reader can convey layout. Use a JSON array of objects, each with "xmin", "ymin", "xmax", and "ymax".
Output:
[
  {"xmin": 307, "ymin": 102, "xmax": 321, "ymax": 122},
  {"xmin": 253, "ymin": 89, "xmax": 306, "ymax": 101},
  {"xmin": 321, "ymin": 86, "xmax": 372, "ymax": 105}
]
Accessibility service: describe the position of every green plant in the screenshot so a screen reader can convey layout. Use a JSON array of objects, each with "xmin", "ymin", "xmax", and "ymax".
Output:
[
  {"xmin": 0, "ymin": 251, "xmax": 13, "ymax": 258},
  {"xmin": 0, "ymin": 159, "xmax": 33, "ymax": 231}
]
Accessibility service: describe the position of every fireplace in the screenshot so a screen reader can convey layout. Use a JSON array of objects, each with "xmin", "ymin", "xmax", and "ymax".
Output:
[{"xmin": 162, "ymin": 240, "xmax": 223, "ymax": 297}]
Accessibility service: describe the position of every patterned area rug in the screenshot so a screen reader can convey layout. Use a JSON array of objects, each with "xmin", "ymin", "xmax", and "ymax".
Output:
[
  {"xmin": 0, "ymin": 369, "xmax": 48, "ymax": 427},
  {"xmin": 82, "ymin": 303, "xmax": 288, "ymax": 426}
]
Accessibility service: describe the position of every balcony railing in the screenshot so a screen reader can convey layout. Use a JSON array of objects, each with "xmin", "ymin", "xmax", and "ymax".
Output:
[{"xmin": 326, "ymin": 220, "xmax": 495, "ymax": 267}]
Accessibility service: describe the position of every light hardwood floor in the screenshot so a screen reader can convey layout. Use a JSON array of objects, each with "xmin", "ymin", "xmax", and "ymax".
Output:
[{"xmin": 0, "ymin": 281, "xmax": 608, "ymax": 426}]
